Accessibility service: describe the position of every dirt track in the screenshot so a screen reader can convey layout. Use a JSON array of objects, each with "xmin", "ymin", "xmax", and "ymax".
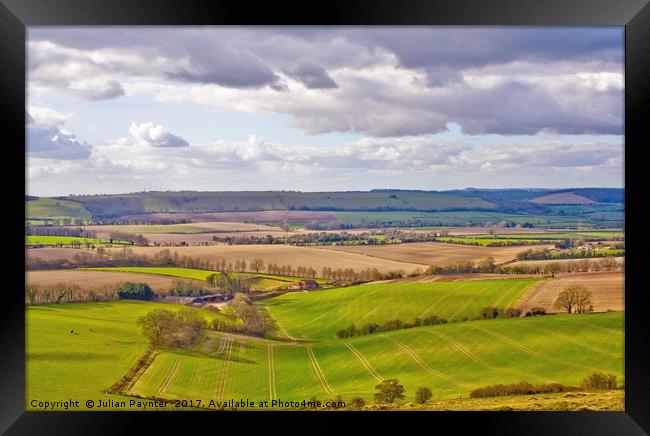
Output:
[{"xmin": 515, "ymin": 272, "xmax": 624, "ymax": 313}]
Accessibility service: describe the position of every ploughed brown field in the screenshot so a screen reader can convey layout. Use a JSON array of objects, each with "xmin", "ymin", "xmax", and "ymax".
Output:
[
  {"xmin": 106, "ymin": 245, "xmax": 425, "ymax": 273},
  {"xmin": 118, "ymin": 210, "xmax": 341, "ymax": 226},
  {"xmin": 515, "ymin": 271, "xmax": 624, "ymax": 314},
  {"xmin": 26, "ymin": 248, "xmax": 97, "ymax": 261},
  {"xmin": 322, "ymin": 242, "xmax": 549, "ymax": 266},
  {"xmin": 26, "ymin": 270, "xmax": 202, "ymax": 291}
]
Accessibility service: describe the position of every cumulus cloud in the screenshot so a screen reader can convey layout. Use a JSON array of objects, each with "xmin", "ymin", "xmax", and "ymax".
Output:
[
  {"xmin": 27, "ymin": 107, "xmax": 92, "ymax": 159},
  {"xmin": 128, "ymin": 122, "xmax": 189, "ymax": 148},
  {"xmin": 28, "ymin": 27, "xmax": 623, "ymax": 136},
  {"xmin": 28, "ymin": 130, "xmax": 624, "ymax": 196}
]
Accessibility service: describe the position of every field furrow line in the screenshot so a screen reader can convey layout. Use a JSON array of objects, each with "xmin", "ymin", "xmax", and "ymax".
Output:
[
  {"xmin": 307, "ymin": 287, "xmax": 388, "ymax": 334},
  {"xmin": 265, "ymin": 307, "xmax": 296, "ymax": 341},
  {"xmin": 490, "ymin": 283, "xmax": 522, "ymax": 308},
  {"xmin": 307, "ymin": 346, "xmax": 334, "ymax": 393},
  {"xmin": 511, "ymin": 280, "xmax": 546, "ymax": 310},
  {"xmin": 267, "ymin": 344, "xmax": 276, "ymax": 401},
  {"xmin": 344, "ymin": 342, "xmax": 383, "ymax": 382},
  {"xmin": 216, "ymin": 338, "xmax": 233, "ymax": 399},
  {"xmin": 427, "ymin": 329, "xmax": 557, "ymax": 384},
  {"xmin": 448, "ymin": 299, "xmax": 473, "ymax": 321},
  {"xmin": 525, "ymin": 324, "xmax": 621, "ymax": 358},
  {"xmin": 570, "ymin": 320, "xmax": 624, "ymax": 337},
  {"xmin": 417, "ymin": 282, "xmax": 471, "ymax": 319},
  {"xmin": 469, "ymin": 324, "xmax": 613, "ymax": 374},
  {"xmin": 159, "ymin": 359, "xmax": 181, "ymax": 393},
  {"xmin": 216, "ymin": 336, "xmax": 229, "ymax": 354},
  {"xmin": 381, "ymin": 335, "xmax": 476, "ymax": 389}
]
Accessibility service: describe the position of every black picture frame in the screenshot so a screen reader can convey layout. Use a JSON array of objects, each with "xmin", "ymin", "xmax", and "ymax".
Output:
[{"xmin": 1, "ymin": 0, "xmax": 647, "ymax": 433}]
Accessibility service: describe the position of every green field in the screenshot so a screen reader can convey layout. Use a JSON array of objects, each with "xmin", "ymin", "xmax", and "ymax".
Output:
[
  {"xmin": 82, "ymin": 267, "xmax": 329, "ymax": 290},
  {"xmin": 26, "ymin": 235, "xmax": 112, "ymax": 246},
  {"xmin": 26, "ymin": 301, "xmax": 223, "ymax": 410},
  {"xmin": 26, "ymin": 197, "xmax": 92, "ymax": 220},
  {"xmin": 264, "ymin": 279, "xmax": 543, "ymax": 340},
  {"xmin": 27, "ymin": 300, "xmax": 622, "ymax": 409}
]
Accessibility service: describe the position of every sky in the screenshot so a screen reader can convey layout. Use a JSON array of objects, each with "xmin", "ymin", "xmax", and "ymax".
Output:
[{"xmin": 26, "ymin": 26, "xmax": 624, "ymax": 196}]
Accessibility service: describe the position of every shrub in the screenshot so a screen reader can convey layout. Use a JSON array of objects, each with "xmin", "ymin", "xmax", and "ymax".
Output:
[
  {"xmin": 415, "ymin": 386, "xmax": 432, "ymax": 404},
  {"xmin": 581, "ymin": 372, "xmax": 617, "ymax": 390},
  {"xmin": 470, "ymin": 382, "xmax": 570, "ymax": 398},
  {"xmin": 525, "ymin": 307, "xmax": 547, "ymax": 317},
  {"xmin": 478, "ymin": 306, "xmax": 501, "ymax": 319},
  {"xmin": 374, "ymin": 379, "xmax": 405, "ymax": 403},
  {"xmin": 118, "ymin": 282, "xmax": 154, "ymax": 300},
  {"xmin": 349, "ymin": 397, "xmax": 366, "ymax": 410},
  {"xmin": 501, "ymin": 308, "xmax": 522, "ymax": 318}
]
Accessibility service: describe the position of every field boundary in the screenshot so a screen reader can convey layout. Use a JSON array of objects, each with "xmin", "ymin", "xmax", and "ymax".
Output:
[
  {"xmin": 266, "ymin": 307, "xmax": 297, "ymax": 341},
  {"xmin": 106, "ymin": 346, "xmax": 158, "ymax": 395}
]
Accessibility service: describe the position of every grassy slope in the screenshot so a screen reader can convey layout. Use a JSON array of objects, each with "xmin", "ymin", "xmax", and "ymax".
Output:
[
  {"xmin": 264, "ymin": 278, "xmax": 543, "ymax": 340},
  {"xmin": 131, "ymin": 312, "xmax": 624, "ymax": 405},
  {"xmin": 26, "ymin": 300, "xmax": 623, "ymax": 410},
  {"xmin": 26, "ymin": 198, "xmax": 92, "ymax": 219},
  {"xmin": 26, "ymin": 301, "xmax": 223, "ymax": 410},
  {"xmin": 66, "ymin": 191, "xmax": 496, "ymax": 218}
]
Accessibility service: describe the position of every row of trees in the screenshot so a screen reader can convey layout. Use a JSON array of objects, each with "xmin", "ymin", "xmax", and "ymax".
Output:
[
  {"xmin": 25, "ymin": 281, "xmax": 155, "ymax": 305},
  {"xmin": 25, "ymin": 226, "xmax": 98, "ymax": 238},
  {"xmin": 469, "ymin": 372, "xmax": 618, "ymax": 399},
  {"xmin": 206, "ymin": 272, "xmax": 251, "ymax": 297},
  {"xmin": 498, "ymin": 257, "xmax": 623, "ymax": 276},
  {"xmin": 517, "ymin": 247, "xmax": 622, "ymax": 261},
  {"xmin": 336, "ymin": 314, "xmax": 447, "ymax": 338}
]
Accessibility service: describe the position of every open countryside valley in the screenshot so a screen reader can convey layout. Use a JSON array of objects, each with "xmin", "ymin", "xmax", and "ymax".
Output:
[{"xmin": 25, "ymin": 188, "xmax": 625, "ymax": 411}]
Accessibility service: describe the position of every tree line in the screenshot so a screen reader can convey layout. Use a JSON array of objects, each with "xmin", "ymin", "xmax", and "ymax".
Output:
[
  {"xmin": 516, "ymin": 247, "xmax": 623, "ymax": 261},
  {"xmin": 498, "ymin": 257, "xmax": 623, "ymax": 275}
]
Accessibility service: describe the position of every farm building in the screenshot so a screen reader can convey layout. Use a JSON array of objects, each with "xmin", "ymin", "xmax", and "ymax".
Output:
[{"xmin": 287, "ymin": 280, "xmax": 320, "ymax": 290}]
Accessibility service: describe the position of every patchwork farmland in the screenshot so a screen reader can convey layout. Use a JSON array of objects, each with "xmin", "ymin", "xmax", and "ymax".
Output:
[{"xmin": 24, "ymin": 188, "xmax": 625, "ymax": 411}]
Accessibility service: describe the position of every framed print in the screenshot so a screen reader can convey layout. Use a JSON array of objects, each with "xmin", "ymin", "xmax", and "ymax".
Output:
[{"xmin": 1, "ymin": 0, "xmax": 648, "ymax": 433}]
